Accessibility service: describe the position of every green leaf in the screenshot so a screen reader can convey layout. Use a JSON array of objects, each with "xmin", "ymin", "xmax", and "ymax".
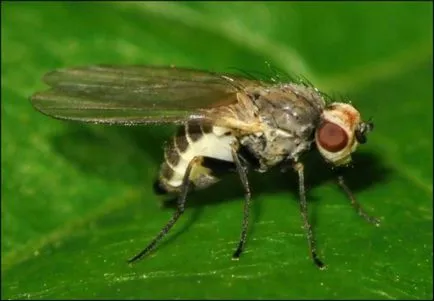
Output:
[{"xmin": 2, "ymin": 2, "xmax": 432, "ymax": 299}]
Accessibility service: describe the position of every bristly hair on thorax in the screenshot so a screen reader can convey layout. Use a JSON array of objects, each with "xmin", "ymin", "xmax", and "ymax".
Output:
[{"xmin": 226, "ymin": 61, "xmax": 343, "ymax": 105}]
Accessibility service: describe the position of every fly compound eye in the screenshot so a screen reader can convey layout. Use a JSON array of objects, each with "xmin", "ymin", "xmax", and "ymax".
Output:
[{"xmin": 317, "ymin": 122, "xmax": 348, "ymax": 152}]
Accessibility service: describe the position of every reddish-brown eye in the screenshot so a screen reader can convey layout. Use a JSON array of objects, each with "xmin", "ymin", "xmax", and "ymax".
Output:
[{"xmin": 317, "ymin": 122, "xmax": 348, "ymax": 152}]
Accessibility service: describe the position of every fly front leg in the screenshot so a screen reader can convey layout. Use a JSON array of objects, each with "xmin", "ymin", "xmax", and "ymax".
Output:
[
  {"xmin": 337, "ymin": 175, "xmax": 381, "ymax": 226},
  {"xmin": 294, "ymin": 162, "xmax": 326, "ymax": 269},
  {"xmin": 127, "ymin": 156, "xmax": 203, "ymax": 264},
  {"xmin": 231, "ymin": 142, "xmax": 252, "ymax": 260}
]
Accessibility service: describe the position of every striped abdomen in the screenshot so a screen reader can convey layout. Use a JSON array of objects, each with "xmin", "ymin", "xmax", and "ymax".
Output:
[{"xmin": 156, "ymin": 121, "xmax": 237, "ymax": 193}]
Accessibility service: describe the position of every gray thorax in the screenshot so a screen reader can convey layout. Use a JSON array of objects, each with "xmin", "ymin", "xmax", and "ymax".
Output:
[{"xmin": 239, "ymin": 84, "xmax": 326, "ymax": 172}]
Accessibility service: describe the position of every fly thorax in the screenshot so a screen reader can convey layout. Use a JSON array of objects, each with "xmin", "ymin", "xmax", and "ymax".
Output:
[
  {"xmin": 241, "ymin": 84, "xmax": 324, "ymax": 170},
  {"xmin": 240, "ymin": 127, "xmax": 311, "ymax": 172},
  {"xmin": 261, "ymin": 128, "xmax": 299, "ymax": 166},
  {"xmin": 248, "ymin": 85, "xmax": 322, "ymax": 139}
]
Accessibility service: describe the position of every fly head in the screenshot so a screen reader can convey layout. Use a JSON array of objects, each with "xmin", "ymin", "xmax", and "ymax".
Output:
[{"xmin": 315, "ymin": 102, "xmax": 374, "ymax": 167}]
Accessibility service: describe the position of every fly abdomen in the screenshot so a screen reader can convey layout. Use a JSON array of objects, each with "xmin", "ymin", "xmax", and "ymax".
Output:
[{"xmin": 156, "ymin": 120, "xmax": 236, "ymax": 193}]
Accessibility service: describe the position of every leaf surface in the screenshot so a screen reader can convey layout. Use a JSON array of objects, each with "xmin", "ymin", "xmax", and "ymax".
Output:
[{"xmin": 2, "ymin": 2, "xmax": 432, "ymax": 299}]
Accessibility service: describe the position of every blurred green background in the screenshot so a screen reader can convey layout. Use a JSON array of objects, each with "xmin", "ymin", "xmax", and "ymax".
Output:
[{"xmin": 1, "ymin": 1, "xmax": 432, "ymax": 299}]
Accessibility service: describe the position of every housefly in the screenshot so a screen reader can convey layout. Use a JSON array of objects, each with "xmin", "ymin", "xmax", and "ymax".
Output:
[{"xmin": 30, "ymin": 65, "xmax": 379, "ymax": 269}]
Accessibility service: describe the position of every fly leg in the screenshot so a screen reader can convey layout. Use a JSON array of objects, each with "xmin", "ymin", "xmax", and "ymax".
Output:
[
  {"xmin": 337, "ymin": 175, "xmax": 380, "ymax": 226},
  {"xmin": 294, "ymin": 162, "xmax": 326, "ymax": 269},
  {"xmin": 127, "ymin": 156, "xmax": 202, "ymax": 263},
  {"xmin": 231, "ymin": 143, "xmax": 252, "ymax": 259}
]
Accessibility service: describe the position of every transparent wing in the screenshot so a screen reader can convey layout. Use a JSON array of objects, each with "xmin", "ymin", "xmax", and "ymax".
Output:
[{"xmin": 30, "ymin": 65, "xmax": 261, "ymax": 125}]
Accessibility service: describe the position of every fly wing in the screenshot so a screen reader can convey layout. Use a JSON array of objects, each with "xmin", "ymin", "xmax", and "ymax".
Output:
[{"xmin": 30, "ymin": 65, "xmax": 262, "ymax": 125}]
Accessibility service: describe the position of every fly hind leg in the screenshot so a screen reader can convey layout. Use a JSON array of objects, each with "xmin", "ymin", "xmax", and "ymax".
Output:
[
  {"xmin": 187, "ymin": 148, "xmax": 253, "ymax": 260},
  {"xmin": 231, "ymin": 143, "xmax": 253, "ymax": 260},
  {"xmin": 127, "ymin": 156, "xmax": 203, "ymax": 263}
]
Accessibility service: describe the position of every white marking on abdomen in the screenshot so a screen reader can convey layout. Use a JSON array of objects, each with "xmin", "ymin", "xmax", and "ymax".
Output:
[{"xmin": 169, "ymin": 126, "xmax": 235, "ymax": 187}]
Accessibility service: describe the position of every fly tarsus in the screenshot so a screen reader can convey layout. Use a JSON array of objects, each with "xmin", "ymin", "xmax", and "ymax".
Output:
[
  {"xmin": 337, "ymin": 175, "xmax": 381, "ymax": 227},
  {"xmin": 127, "ymin": 209, "xmax": 183, "ymax": 264}
]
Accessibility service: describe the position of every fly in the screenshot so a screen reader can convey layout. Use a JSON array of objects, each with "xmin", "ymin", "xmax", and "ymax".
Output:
[{"xmin": 30, "ymin": 64, "xmax": 379, "ymax": 269}]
